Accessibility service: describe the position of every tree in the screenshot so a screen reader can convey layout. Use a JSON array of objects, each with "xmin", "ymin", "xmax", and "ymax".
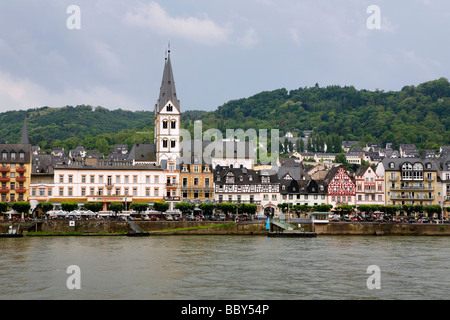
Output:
[
  {"xmin": 36, "ymin": 202, "xmax": 54, "ymax": 216},
  {"xmin": 12, "ymin": 202, "xmax": 31, "ymax": 216},
  {"xmin": 0, "ymin": 202, "xmax": 8, "ymax": 215},
  {"xmin": 109, "ymin": 202, "xmax": 124, "ymax": 215},
  {"xmin": 153, "ymin": 202, "xmax": 170, "ymax": 213},
  {"xmin": 61, "ymin": 201, "xmax": 79, "ymax": 212},
  {"xmin": 129, "ymin": 203, "xmax": 149, "ymax": 213},
  {"xmin": 313, "ymin": 204, "xmax": 332, "ymax": 212},
  {"xmin": 198, "ymin": 203, "xmax": 215, "ymax": 216},
  {"xmin": 174, "ymin": 202, "xmax": 195, "ymax": 216},
  {"xmin": 216, "ymin": 203, "xmax": 237, "ymax": 216},
  {"xmin": 84, "ymin": 202, "xmax": 103, "ymax": 213},
  {"xmin": 239, "ymin": 203, "xmax": 257, "ymax": 216}
]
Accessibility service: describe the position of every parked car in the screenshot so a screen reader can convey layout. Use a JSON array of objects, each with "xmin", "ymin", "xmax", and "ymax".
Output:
[{"xmin": 166, "ymin": 214, "xmax": 173, "ymax": 221}]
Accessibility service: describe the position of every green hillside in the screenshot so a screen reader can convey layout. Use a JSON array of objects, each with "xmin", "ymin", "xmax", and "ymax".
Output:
[{"xmin": 1, "ymin": 78, "xmax": 449, "ymax": 155}]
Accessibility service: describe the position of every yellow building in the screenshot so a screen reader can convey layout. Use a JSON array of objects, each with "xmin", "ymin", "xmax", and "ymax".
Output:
[
  {"xmin": 0, "ymin": 144, "xmax": 32, "ymax": 204},
  {"xmin": 379, "ymin": 158, "xmax": 442, "ymax": 208},
  {"xmin": 180, "ymin": 161, "xmax": 214, "ymax": 204}
]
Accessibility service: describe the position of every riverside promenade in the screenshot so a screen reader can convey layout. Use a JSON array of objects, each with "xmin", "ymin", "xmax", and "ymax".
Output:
[{"xmin": 1, "ymin": 220, "xmax": 450, "ymax": 236}]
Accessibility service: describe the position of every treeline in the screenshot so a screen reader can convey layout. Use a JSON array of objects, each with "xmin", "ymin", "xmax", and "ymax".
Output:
[{"xmin": 0, "ymin": 78, "xmax": 449, "ymax": 155}]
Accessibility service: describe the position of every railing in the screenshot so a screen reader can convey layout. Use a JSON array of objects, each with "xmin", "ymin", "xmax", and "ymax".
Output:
[
  {"xmin": 0, "ymin": 188, "xmax": 10, "ymax": 193},
  {"xmin": 391, "ymin": 186, "xmax": 434, "ymax": 191},
  {"xmin": 0, "ymin": 167, "xmax": 10, "ymax": 172},
  {"xmin": 164, "ymin": 196, "xmax": 181, "ymax": 202},
  {"xmin": 0, "ymin": 177, "xmax": 10, "ymax": 182},
  {"xmin": 15, "ymin": 188, "xmax": 27, "ymax": 194},
  {"xmin": 15, "ymin": 176, "xmax": 27, "ymax": 182},
  {"xmin": 391, "ymin": 195, "xmax": 435, "ymax": 200},
  {"xmin": 16, "ymin": 167, "xmax": 27, "ymax": 173},
  {"xmin": 166, "ymin": 183, "xmax": 179, "ymax": 187}
]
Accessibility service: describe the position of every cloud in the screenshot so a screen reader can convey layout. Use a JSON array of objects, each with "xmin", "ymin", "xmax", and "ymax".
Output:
[
  {"xmin": 0, "ymin": 71, "xmax": 139, "ymax": 111},
  {"xmin": 123, "ymin": 2, "xmax": 231, "ymax": 45},
  {"xmin": 237, "ymin": 27, "xmax": 259, "ymax": 48}
]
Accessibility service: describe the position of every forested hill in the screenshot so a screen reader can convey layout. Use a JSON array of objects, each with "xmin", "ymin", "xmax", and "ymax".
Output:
[{"xmin": 0, "ymin": 78, "xmax": 449, "ymax": 155}]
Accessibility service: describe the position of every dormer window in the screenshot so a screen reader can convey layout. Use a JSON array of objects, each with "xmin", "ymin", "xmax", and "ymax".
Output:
[
  {"xmin": 19, "ymin": 152, "xmax": 25, "ymax": 160},
  {"xmin": 1, "ymin": 151, "xmax": 7, "ymax": 160}
]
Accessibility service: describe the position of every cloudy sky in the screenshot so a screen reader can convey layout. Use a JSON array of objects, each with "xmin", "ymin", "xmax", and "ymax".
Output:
[{"xmin": 0, "ymin": 0, "xmax": 449, "ymax": 112}]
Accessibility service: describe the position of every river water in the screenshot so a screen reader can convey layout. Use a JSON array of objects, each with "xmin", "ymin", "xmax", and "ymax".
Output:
[{"xmin": 0, "ymin": 235, "xmax": 448, "ymax": 300}]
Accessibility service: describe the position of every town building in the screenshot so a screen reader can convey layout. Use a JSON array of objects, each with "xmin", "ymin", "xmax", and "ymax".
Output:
[
  {"xmin": 354, "ymin": 166, "xmax": 384, "ymax": 205},
  {"xmin": 377, "ymin": 158, "xmax": 442, "ymax": 207},
  {"xmin": 324, "ymin": 166, "xmax": 356, "ymax": 207}
]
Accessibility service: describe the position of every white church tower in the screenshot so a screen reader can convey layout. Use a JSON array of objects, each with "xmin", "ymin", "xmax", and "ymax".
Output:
[{"xmin": 154, "ymin": 47, "xmax": 181, "ymax": 165}]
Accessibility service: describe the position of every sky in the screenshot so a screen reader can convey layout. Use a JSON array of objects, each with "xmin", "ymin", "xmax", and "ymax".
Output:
[{"xmin": 0, "ymin": 0, "xmax": 449, "ymax": 113}]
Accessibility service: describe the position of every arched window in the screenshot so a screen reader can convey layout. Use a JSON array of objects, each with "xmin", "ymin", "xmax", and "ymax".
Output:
[
  {"xmin": 171, "ymin": 120, "xmax": 176, "ymax": 129},
  {"xmin": 162, "ymin": 120, "xmax": 168, "ymax": 129},
  {"xmin": 171, "ymin": 140, "xmax": 176, "ymax": 148},
  {"xmin": 163, "ymin": 140, "xmax": 168, "ymax": 148},
  {"xmin": 413, "ymin": 163, "xmax": 423, "ymax": 171}
]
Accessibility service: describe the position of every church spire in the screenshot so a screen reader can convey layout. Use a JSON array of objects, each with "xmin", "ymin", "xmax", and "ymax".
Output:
[
  {"xmin": 156, "ymin": 44, "xmax": 180, "ymax": 113},
  {"xmin": 21, "ymin": 117, "xmax": 30, "ymax": 145}
]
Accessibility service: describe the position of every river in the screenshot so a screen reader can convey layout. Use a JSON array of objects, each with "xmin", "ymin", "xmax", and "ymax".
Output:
[{"xmin": 0, "ymin": 235, "xmax": 448, "ymax": 300}]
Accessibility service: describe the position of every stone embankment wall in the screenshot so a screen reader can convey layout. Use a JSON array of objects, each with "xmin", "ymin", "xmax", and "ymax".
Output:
[{"xmin": 1, "ymin": 221, "xmax": 449, "ymax": 236}]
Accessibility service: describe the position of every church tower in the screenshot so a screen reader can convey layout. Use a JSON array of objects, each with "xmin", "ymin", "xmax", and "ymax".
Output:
[{"xmin": 154, "ymin": 47, "xmax": 181, "ymax": 165}]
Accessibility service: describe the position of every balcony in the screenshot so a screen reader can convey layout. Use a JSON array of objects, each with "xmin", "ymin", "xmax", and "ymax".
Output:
[
  {"xmin": 15, "ymin": 188, "xmax": 27, "ymax": 194},
  {"xmin": 15, "ymin": 176, "xmax": 27, "ymax": 182},
  {"xmin": 16, "ymin": 166, "xmax": 27, "ymax": 173},
  {"xmin": 0, "ymin": 167, "xmax": 10, "ymax": 172},
  {"xmin": 391, "ymin": 186, "xmax": 434, "ymax": 191},
  {"xmin": 164, "ymin": 196, "xmax": 181, "ymax": 202},
  {"xmin": 0, "ymin": 176, "xmax": 10, "ymax": 182},
  {"xmin": 166, "ymin": 183, "xmax": 179, "ymax": 188},
  {"xmin": 0, "ymin": 188, "xmax": 10, "ymax": 194},
  {"xmin": 181, "ymin": 185, "xmax": 214, "ymax": 191},
  {"xmin": 390, "ymin": 195, "xmax": 435, "ymax": 200},
  {"xmin": 105, "ymin": 183, "xmax": 114, "ymax": 189}
]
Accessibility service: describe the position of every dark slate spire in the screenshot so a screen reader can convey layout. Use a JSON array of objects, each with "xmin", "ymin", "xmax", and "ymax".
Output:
[
  {"xmin": 21, "ymin": 117, "xmax": 30, "ymax": 145},
  {"xmin": 156, "ymin": 47, "xmax": 180, "ymax": 113}
]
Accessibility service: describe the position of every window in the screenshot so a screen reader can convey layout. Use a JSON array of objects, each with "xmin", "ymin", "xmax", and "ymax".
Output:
[
  {"xmin": 133, "ymin": 175, "xmax": 138, "ymax": 184},
  {"xmin": 90, "ymin": 188, "xmax": 95, "ymax": 195},
  {"xmin": 98, "ymin": 188, "xmax": 103, "ymax": 196},
  {"xmin": 163, "ymin": 140, "xmax": 168, "ymax": 148},
  {"xmin": 133, "ymin": 188, "xmax": 137, "ymax": 197},
  {"xmin": 82, "ymin": 175, "xmax": 86, "ymax": 183},
  {"xmin": 194, "ymin": 178, "xmax": 199, "ymax": 186},
  {"xmin": 155, "ymin": 176, "xmax": 159, "ymax": 184},
  {"xmin": 90, "ymin": 175, "xmax": 95, "ymax": 183},
  {"xmin": 146, "ymin": 188, "xmax": 150, "ymax": 197},
  {"xmin": 171, "ymin": 121, "xmax": 176, "ymax": 129},
  {"xmin": 2, "ymin": 152, "xmax": 7, "ymax": 160},
  {"xmin": 163, "ymin": 121, "xmax": 168, "ymax": 129},
  {"xmin": 167, "ymin": 104, "xmax": 173, "ymax": 112},
  {"xmin": 32, "ymin": 188, "xmax": 36, "ymax": 196},
  {"xmin": 99, "ymin": 176, "xmax": 103, "ymax": 184},
  {"xmin": 59, "ymin": 175, "xmax": 64, "ymax": 183},
  {"xmin": 146, "ymin": 176, "xmax": 150, "ymax": 184},
  {"xmin": 81, "ymin": 188, "xmax": 86, "ymax": 196},
  {"xmin": 39, "ymin": 188, "xmax": 45, "ymax": 197},
  {"xmin": 116, "ymin": 176, "xmax": 121, "ymax": 184},
  {"xmin": 205, "ymin": 178, "xmax": 210, "ymax": 187},
  {"xmin": 68, "ymin": 188, "xmax": 73, "ymax": 196},
  {"xmin": 19, "ymin": 152, "xmax": 24, "ymax": 160},
  {"xmin": 124, "ymin": 176, "xmax": 129, "ymax": 184},
  {"xmin": 59, "ymin": 188, "xmax": 64, "ymax": 196},
  {"xmin": 11, "ymin": 152, "xmax": 15, "ymax": 160},
  {"xmin": 48, "ymin": 188, "xmax": 52, "ymax": 196},
  {"xmin": 154, "ymin": 188, "xmax": 159, "ymax": 197},
  {"xmin": 68, "ymin": 175, "xmax": 73, "ymax": 183},
  {"xmin": 171, "ymin": 140, "xmax": 176, "ymax": 148}
]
